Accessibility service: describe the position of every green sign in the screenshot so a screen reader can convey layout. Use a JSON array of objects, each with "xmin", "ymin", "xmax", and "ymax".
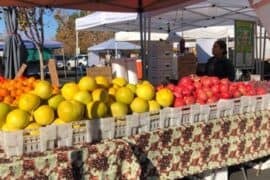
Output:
[{"xmin": 234, "ymin": 20, "xmax": 255, "ymax": 68}]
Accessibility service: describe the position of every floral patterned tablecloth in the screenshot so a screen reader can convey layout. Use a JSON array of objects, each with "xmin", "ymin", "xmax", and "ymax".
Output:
[
  {"xmin": 0, "ymin": 111, "xmax": 270, "ymax": 179},
  {"xmin": 0, "ymin": 139, "xmax": 141, "ymax": 180},
  {"xmin": 124, "ymin": 110, "xmax": 270, "ymax": 179}
]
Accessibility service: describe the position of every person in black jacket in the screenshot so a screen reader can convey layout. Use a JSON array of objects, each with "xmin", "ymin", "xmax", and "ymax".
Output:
[{"xmin": 204, "ymin": 40, "xmax": 235, "ymax": 81}]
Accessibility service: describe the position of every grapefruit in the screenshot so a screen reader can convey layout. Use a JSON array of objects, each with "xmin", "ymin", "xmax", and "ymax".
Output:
[
  {"xmin": 87, "ymin": 101, "xmax": 108, "ymax": 119},
  {"xmin": 0, "ymin": 102, "xmax": 11, "ymax": 127},
  {"xmin": 95, "ymin": 76, "xmax": 110, "ymax": 88},
  {"xmin": 130, "ymin": 97, "xmax": 149, "ymax": 113},
  {"xmin": 6, "ymin": 109, "xmax": 30, "ymax": 129},
  {"xmin": 110, "ymin": 102, "xmax": 128, "ymax": 117},
  {"xmin": 48, "ymin": 94, "xmax": 64, "ymax": 110},
  {"xmin": 148, "ymin": 100, "xmax": 161, "ymax": 112},
  {"xmin": 73, "ymin": 90, "xmax": 92, "ymax": 104},
  {"xmin": 34, "ymin": 80, "xmax": 53, "ymax": 99},
  {"xmin": 92, "ymin": 89, "xmax": 108, "ymax": 102},
  {"xmin": 156, "ymin": 88, "xmax": 174, "ymax": 107},
  {"xmin": 61, "ymin": 82, "xmax": 80, "ymax": 100},
  {"xmin": 57, "ymin": 100, "xmax": 84, "ymax": 122},
  {"xmin": 19, "ymin": 93, "xmax": 40, "ymax": 112},
  {"xmin": 78, "ymin": 76, "xmax": 97, "ymax": 91},
  {"xmin": 136, "ymin": 83, "xmax": 155, "ymax": 100},
  {"xmin": 115, "ymin": 87, "xmax": 134, "ymax": 104},
  {"xmin": 112, "ymin": 77, "xmax": 128, "ymax": 87},
  {"xmin": 34, "ymin": 105, "xmax": 55, "ymax": 125}
]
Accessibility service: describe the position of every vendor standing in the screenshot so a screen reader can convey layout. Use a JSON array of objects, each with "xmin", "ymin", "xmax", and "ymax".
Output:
[{"xmin": 204, "ymin": 40, "xmax": 235, "ymax": 81}]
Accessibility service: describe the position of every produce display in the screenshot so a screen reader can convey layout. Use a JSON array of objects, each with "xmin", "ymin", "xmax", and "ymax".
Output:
[
  {"xmin": 0, "ymin": 74, "xmax": 268, "ymax": 134},
  {"xmin": 0, "ymin": 76, "xmax": 174, "ymax": 132},
  {"xmin": 159, "ymin": 76, "xmax": 268, "ymax": 107}
]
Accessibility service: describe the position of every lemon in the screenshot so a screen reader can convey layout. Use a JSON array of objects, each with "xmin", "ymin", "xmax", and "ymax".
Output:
[
  {"xmin": 112, "ymin": 77, "xmax": 128, "ymax": 87},
  {"xmin": 48, "ymin": 94, "xmax": 64, "ymax": 110},
  {"xmin": 108, "ymin": 87, "xmax": 117, "ymax": 96},
  {"xmin": 78, "ymin": 76, "xmax": 97, "ymax": 91}
]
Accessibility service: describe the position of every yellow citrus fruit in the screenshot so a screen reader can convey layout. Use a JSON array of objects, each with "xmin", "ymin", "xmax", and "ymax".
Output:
[
  {"xmin": 92, "ymin": 89, "xmax": 108, "ymax": 102},
  {"xmin": 78, "ymin": 76, "xmax": 97, "ymax": 91},
  {"xmin": 136, "ymin": 83, "xmax": 155, "ymax": 100},
  {"xmin": 126, "ymin": 83, "xmax": 136, "ymax": 93},
  {"xmin": 148, "ymin": 100, "xmax": 161, "ymax": 112},
  {"xmin": 156, "ymin": 88, "xmax": 174, "ymax": 107},
  {"xmin": 6, "ymin": 109, "xmax": 30, "ymax": 129},
  {"xmin": 73, "ymin": 90, "xmax": 92, "ymax": 104},
  {"xmin": 110, "ymin": 102, "xmax": 128, "ymax": 117},
  {"xmin": 34, "ymin": 80, "xmax": 53, "ymax": 99},
  {"xmin": 87, "ymin": 101, "xmax": 108, "ymax": 119},
  {"xmin": 19, "ymin": 93, "xmax": 40, "ymax": 112},
  {"xmin": 48, "ymin": 94, "xmax": 64, "ymax": 110},
  {"xmin": 2, "ymin": 123, "xmax": 19, "ymax": 131},
  {"xmin": 52, "ymin": 118, "xmax": 66, "ymax": 125},
  {"xmin": 115, "ymin": 87, "xmax": 134, "ymax": 104},
  {"xmin": 61, "ymin": 82, "xmax": 80, "ymax": 100},
  {"xmin": 130, "ymin": 97, "xmax": 149, "ymax": 113},
  {"xmin": 57, "ymin": 100, "xmax": 84, "ymax": 122},
  {"xmin": 95, "ymin": 76, "xmax": 110, "ymax": 88},
  {"xmin": 34, "ymin": 105, "xmax": 55, "ymax": 125},
  {"xmin": 25, "ymin": 122, "xmax": 41, "ymax": 136},
  {"xmin": 0, "ymin": 102, "xmax": 11, "ymax": 128},
  {"xmin": 112, "ymin": 77, "xmax": 128, "ymax": 87}
]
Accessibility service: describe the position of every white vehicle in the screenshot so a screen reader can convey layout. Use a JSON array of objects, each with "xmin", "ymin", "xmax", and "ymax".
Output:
[{"xmin": 66, "ymin": 54, "xmax": 88, "ymax": 69}]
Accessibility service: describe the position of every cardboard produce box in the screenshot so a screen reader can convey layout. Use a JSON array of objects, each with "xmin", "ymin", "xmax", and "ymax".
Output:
[{"xmin": 86, "ymin": 66, "xmax": 112, "ymax": 81}]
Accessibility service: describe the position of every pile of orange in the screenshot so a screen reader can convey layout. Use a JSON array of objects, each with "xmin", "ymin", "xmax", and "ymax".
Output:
[{"xmin": 0, "ymin": 77, "xmax": 37, "ymax": 106}]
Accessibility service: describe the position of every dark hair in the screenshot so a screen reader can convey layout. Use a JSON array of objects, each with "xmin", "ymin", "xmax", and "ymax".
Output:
[{"xmin": 215, "ymin": 39, "xmax": 227, "ymax": 55}]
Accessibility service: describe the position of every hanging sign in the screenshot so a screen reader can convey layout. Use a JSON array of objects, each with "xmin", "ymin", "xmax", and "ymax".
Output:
[{"xmin": 234, "ymin": 20, "xmax": 255, "ymax": 68}]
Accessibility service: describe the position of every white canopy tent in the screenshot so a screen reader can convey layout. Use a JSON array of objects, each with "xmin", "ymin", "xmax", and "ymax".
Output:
[{"xmin": 75, "ymin": 0, "xmax": 258, "ymax": 33}]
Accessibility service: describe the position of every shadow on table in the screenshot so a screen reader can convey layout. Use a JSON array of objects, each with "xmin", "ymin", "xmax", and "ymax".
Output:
[{"xmin": 128, "ymin": 142, "xmax": 160, "ymax": 179}]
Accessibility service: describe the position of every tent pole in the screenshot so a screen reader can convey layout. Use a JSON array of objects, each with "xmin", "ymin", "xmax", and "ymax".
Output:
[
  {"xmin": 62, "ymin": 48, "xmax": 67, "ymax": 78},
  {"xmin": 75, "ymin": 30, "xmax": 79, "ymax": 82},
  {"xmin": 262, "ymin": 28, "xmax": 266, "ymax": 80},
  {"xmin": 138, "ymin": 0, "xmax": 145, "ymax": 79}
]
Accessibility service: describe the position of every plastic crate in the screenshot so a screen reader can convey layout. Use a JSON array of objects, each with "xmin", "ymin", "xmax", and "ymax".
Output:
[
  {"xmin": 1, "ymin": 125, "xmax": 57, "ymax": 157},
  {"xmin": 253, "ymin": 95, "xmax": 266, "ymax": 111},
  {"xmin": 216, "ymin": 99, "xmax": 233, "ymax": 118},
  {"xmin": 179, "ymin": 104, "xmax": 200, "ymax": 124},
  {"xmin": 56, "ymin": 120, "xmax": 92, "ymax": 148},
  {"xmin": 139, "ymin": 111, "xmax": 161, "ymax": 132},
  {"xmin": 240, "ymin": 96, "xmax": 253, "ymax": 114},
  {"xmin": 114, "ymin": 117, "xmax": 127, "ymax": 138},
  {"xmin": 126, "ymin": 114, "xmax": 141, "ymax": 136},
  {"xmin": 160, "ymin": 107, "xmax": 182, "ymax": 128},
  {"xmin": 96, "ymin": 117, "xmax": 115, "ymax": 140},
  {"xmin": 199, "ymin": 104, "xmax": 210, "ymax": 122},
  {"xmin": 208, "ymin": 103, "xmax": 218, "ymax": 120}
]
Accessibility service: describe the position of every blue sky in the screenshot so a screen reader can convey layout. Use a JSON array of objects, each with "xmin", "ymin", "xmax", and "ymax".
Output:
[{"xmin": 0, "ymin": 9, "xmax": 75, "ymax": 40}]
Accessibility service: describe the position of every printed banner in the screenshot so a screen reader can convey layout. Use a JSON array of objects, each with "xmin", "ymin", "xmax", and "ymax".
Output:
[{"xmin": 234, "ymin": 20, "xmax": 255, "ymax": 68}]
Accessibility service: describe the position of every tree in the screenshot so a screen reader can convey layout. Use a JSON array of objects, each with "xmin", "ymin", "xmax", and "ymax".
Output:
[
  {"xmin": 54, "ymin": 10, "xmax": 114, "ymax": 57},
  {"xmin": 17, "ymin": 7, "xmax": 51, "ymax": 80}
]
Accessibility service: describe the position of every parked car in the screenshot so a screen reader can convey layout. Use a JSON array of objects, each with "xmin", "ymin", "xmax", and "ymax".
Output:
[{"xmin": 66, "ymin": 54, "xmax": 88, "ymax": 70}]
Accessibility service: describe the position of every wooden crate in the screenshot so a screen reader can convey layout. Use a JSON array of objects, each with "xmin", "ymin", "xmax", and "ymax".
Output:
[{"xmin": 86, "ymin": 66, "xmax": 112, "ymax": 81}]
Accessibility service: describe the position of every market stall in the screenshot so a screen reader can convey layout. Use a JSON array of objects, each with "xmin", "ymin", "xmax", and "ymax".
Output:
[{"xmin": 1, "ymin": 0, "xmax": 270, "ymax": 180}]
